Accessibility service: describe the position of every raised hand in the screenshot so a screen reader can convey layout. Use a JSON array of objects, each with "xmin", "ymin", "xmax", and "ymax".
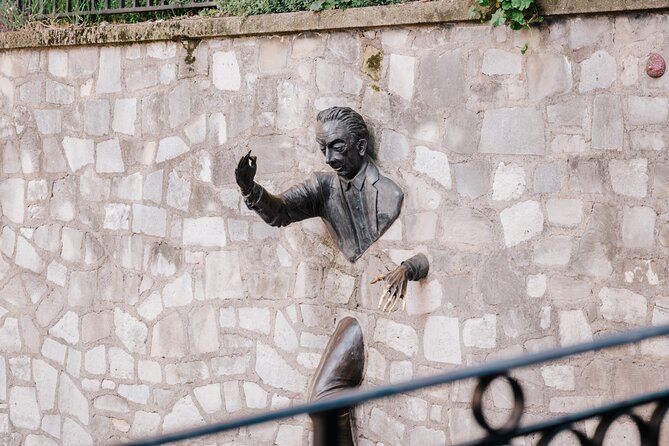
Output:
[
  {"xmin": 235, "ymin": 150, "xmax": 257, "ymax": 195},
  {"xmin": 371, "ymin": 263, "xmax": 410, "ymax": 312}
]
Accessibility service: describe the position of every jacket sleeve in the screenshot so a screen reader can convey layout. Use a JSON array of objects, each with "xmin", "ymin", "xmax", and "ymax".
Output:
[
  {"xmin": 243, "ymin": 175, "xmax": 324, "ymax": 227},
  {"xmin": 402, "ymin": 253, "xmax": 430, "ymax": 281}
]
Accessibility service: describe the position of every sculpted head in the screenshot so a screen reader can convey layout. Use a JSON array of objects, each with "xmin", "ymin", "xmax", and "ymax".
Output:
[{"xmin": 316, "ymin": 107, "xmax": 369, "ymax": 180}]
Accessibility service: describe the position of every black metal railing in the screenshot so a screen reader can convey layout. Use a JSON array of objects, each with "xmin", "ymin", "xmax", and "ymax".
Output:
[
  {"xmin": 122, "ymin": 322, "xmax": 669, "ymax": 446},
  {"xmin": 11, "ymin": 0, "xmax": 217, "ymax": 19}
]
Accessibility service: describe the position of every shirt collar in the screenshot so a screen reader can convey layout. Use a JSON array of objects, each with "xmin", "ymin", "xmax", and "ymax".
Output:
[{"xmin": 340, "ymin": 159, "xmax": 369, "ymax": 191}]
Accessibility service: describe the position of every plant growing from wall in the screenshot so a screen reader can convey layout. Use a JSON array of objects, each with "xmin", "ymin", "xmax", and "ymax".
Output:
[{"xmin": 469, "ymin": 0, "xmax": 543, "ymax": 53}]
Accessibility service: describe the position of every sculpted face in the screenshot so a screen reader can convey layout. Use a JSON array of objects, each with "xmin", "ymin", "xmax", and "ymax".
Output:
[{"xmin": 316, "ymin": 120, "xmax": 367, "ymax": 180}]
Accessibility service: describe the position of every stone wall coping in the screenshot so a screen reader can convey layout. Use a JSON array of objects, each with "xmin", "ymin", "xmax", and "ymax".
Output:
[{"xmin": 0, "ymin": 0, "xmax": 668, "ymax": 50}]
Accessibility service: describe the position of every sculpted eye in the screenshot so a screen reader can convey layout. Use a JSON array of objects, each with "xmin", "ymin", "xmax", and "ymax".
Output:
[{"xmin": 333, "ymin": 143, "xmax": 346, "ymax": 152}]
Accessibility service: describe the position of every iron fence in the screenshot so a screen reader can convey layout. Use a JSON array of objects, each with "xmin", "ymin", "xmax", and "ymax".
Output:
[
  {"xmin": 120, "ymin": 322, "xmax": 669, "ymax": 445},
  {"xmin": 11, "ymin": 0, "xmax": 217, "ymax": 19}
]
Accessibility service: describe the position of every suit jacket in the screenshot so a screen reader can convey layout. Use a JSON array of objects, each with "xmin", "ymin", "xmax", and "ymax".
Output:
[{"xmin": 244, "ymin": 160, "xmax": 403, "ymax": 262}]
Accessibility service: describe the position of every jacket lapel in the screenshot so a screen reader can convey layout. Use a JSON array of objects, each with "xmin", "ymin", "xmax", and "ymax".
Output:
[{"xmin": 366, "ymin": 162, "xmax": 379, "ymax": 236}]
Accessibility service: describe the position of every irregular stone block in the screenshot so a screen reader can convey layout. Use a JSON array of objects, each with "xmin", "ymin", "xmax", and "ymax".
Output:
[
  {"xmin": 592, "ymin": 95, "xmax": 623, "ymax": 150},
  {"xmin": 609, "ymin": 158, "xmax": 648, "ymax": 198},
  {"xmin": 418, "ymin": 50, "xmax": 465, "ymax": 109},
  {"xmin": 527, "ymin": 53, "xmax": 572, "ymax": 100},
  {"xmin": 599, "ymin": 287, "xmax": 647, "ymax": 324},
  {"xmin": 579, "ymin": 50, "xmax": 616, "ymax": 92},
  {"xmin": 480, "ymin": 107, "xmax": 545, "ymax": 155},
  {"xmin": 388, "ymin": 54, "xmax": 415, "ymax": 101},
  {"xmin": 97, "ymin": 47, "xmax": 122, "ymax": 94},
  {"xmin": 622, "ymin": 206, "xmax": 656, "ymax": 248},
  {"xmin": 500, "ymin": 200, "xmax": 544, "ymax": 247},
  {"xmin": 213, "ymin": 51, "xmax": 241, "ymax": 91},
  {"xmin": 423, "ymin": 316, "xmax": 461, "ymax": 364},
  {"xmin": 628, "ymin": 96, "xmax": 669, "ymax": 125},
  {"xmin": 558, "ymin": 310, "xmax": 592, "ymax": 346}
]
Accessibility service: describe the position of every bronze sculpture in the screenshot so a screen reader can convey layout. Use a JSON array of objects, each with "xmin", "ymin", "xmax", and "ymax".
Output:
[{"xmin": 236, "ymin": 107, "xmax": 429, "ymax": 444}]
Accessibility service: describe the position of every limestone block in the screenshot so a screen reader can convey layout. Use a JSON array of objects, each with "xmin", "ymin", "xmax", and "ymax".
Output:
[
  {"xmin": 193, "ymin": 384, "xmax": 222, "ymax": 414},
  {"xmin": 189, "ymin": 306, "xmax": 220, "ymax": 354},
  {"xmin": 480, "ymin": 107, "xmax": 545, "ymax": 155},
  {"xmin": 628, "ymin": 96, "xmax": 669, "ymax": 125},
  {"xmin": 405, "ymin": 211, "xmax": 437, "ymax": 242},
  {"xmin": 205, "ymin": 251, "xmax": 243, "ymax": 299},
  {"xmin": 389, "ymin": 360, "xmax": 412, "ymax": 383},
  {"xmin": 573, "ymin": 204, "xmax": 616, "ymax": 278},
  {"xmin": 46, "ymin": 80, "xmax": 75, "ymax": 105},
  {"xmin": 492, "ymin": 162, "xmax": 525, "ymax": 201},
  {"xmin": 276, "ymin": 425, "xmax": 304, "ymax": 446},
  {"xmin": 156, "ymin": 136, "xmax": 189, "ymax": 163},
  {"xmin": 315, "ymin": 58, "xmax": 342, "ymax": 94},
  {"xmin": 274, "ymin": 312, "xmax": 298, "ymax": 352},
  {"xmin": 388, "ymin": 54, "xmax": 415, "ymax": 101},
  {"xmin": 162, "ymin": 273, "xmax": 193, "ymax": 307},
  {"xmin": 68, "ymin": 47, "xmax": 97, "ymax": 78},
  {"xmin": 118, "ymin": 384, "xmax": 149, "ymax": 405},
  {"xmin": 85, "ymin": 345, "xmax": 106, "ymax": 375},
  {"xmin": 533, "ymin": 162, "xmax": 561, "ymax": 193},
  {"xmin": 527, "ymin": 53, "xmax": 572, "ymax": 100},
  {"xmin": 41, "ymin": 338, "xmax": 66, "ymax": 364},
  {"xmin": 592, "ymin": 95, "xmax": 623, "ymax": 150},
  {"xmin": 369, "ymin": 407, "xmax": 406, "ymax": 444},
  {"xmin": 113, "ymin": 172, "xmax": 142, "ymax": 201},
  {"xmin": 541, "ymin": 365, "xmax": 575, "ymax": 390},
  {"xmin": 546, "ymin": 198, "xmax": 583, "ymax": 227},
  {"xmin": 9, "ymin": 386, "xmax": 40, "ymax": 429},
  {"xmin": 46, "ymin": 49, "xmax": 68, "ymax": 77},
  {"xmin": 599, "ymin": 287, "xmax": 647, "ymax": 324},
  {"xmin": 34, "ymin": 109, "xmax": 62, "ymax": 135},
  {"xmin": 632, "ymin": 132, "xmax": 664, "ymax": 152},
  {"xmin": 58, "ymin": 374, "xmax": 89, "ymax": 425},
  {"xmin": 151, "ymin": 312, "xmax": 186, "ymax": 358},
  {"xmin": 379, "ymin": 129, "xmax": 409, "ymax": 162},
  {"xmin": 163, "ymin": 395, "xmax": 205, "ymax": 432},
  {"xmin": 103, "ymin": 204, "xmax": 130, "ymax": 230},
  {"xmin": 138, "ymin": 360, "xmax": 161, "ymax": 383},
  {"xmin": 243, "ymin": 381, "xmax": 268, "ymax": 409},
  {"xmin": 132, "ymin": 204, "xmax": 166, "ymax": 237},
  {"xmin": 418, "ymin": 50, "xmax": 465, "ymax": 109},
  {"xmin": 443, "ymin": 109, "xmax": 481, "ymax": 155},
  {"xmin": 68, "ymin": 271, "xmax": 96, "ymax": 308},
  {"xmin": 413, "ymin": 146, "xmax": 451, "ymax": 189},
  {"xmin": 114, "ymin": 308, "xmax": 147, "ymax": 354},
  {"xmin": 454, "ymin": 160, "xmax": 489, "ymax": 199},
  {"xmin": 406, "ymin": 280, "xmax": 442, "ymax": 316},
  {"xmin": 423, "ymin": 316, "xmax": 461, "ymax": 364},
  {"xmin": 482, "ymin": 49, "xmax": 521, "ymax": 75},
  {"xmin": 533, "ymin": 236, "xmax": 572, "ymax": 266},
  {"xmin": 43, "ymin": 138, "xmax": 67, "ymax": 173},
  {"xmin": 547, "ymin": 98, "xmax": 588, "ymax": 126},
  {"xmin": 49, "ymin": 311, "xmax": 79, "ymax": 345},
  {"xmin": 20, "ymin": 80, "xmax": 41, "ymax": 103},
  {"xmin": 500, "ymin": 201, "xmax": 544, "ymax": 247},
  {"xmin": 238, "ymin": 307, "xmax": 271, "ymax": 335},
  {"xmin": 255, "ymin": 342, "xmax": 307, "ymax": 393},
  {"xmin": 558, "ymin": 310, "xmax": 592, "ymax": 346},
  {"xmin": 610, "ymin": 159, "xmax": 648, "ymax": 198},
  {"xmin": 526, "ymin": 274, "xmax": 546, "ymax": 298},
  {"xmin": 97, "ymin": 47, "xmax": 122, "ymax": 94},
  {"xmin": 478, "ymin": 252, "xmax": 521, "ymax": 305},
  {"xmin": 112, "ymin": 98, "xmax": 137, "ymax": 135},
  {"xmin": 622, "ymin": 206, "xmax": 655, "ymax": 248},
  {"xmin": 33, "ymin": 359, "xmax": 58, "ymax": 410},
  {"xmin": 569, "ymin": 17, "xmax": 610, "ymax": 49},
  {"xmin": 579, "ymin": 50, "xmax": 616, "ymax": 92},
  {"xmin": 166, "ymin": 172, "xmax": 191, "ymax": 211},
  {"xmin": 462, "ymin": 314, "xmax": 496, "ymax": 348},
  {"xmin": 143, "ymin": 170, "xmax": 163, "ymax": 204},
  {"xmin": 62, "ymin": 418, "xmax": 93, "ymax": 445},
  {"xmin": 211, "ymin": 356, "xmax": 250, "ymax": 376},
  {"xmin": 0, "ymin": 178, "xmax": 24, "ymax": 223},
  {"xmin": 83, "ymin": 100, "xmax": 110, "ymax": 136},
  {"xmin": 61, "ymin": 227, "xmax": 83, "ymax": 263},
  {"xmin": 550, "ymin": 277, "xmax": 592, "ymax": 303},
  {"xmin": 213, "ymin": 51, "xmax": 241, "ymax": 91},
  {"xmin": 374, "ymin": 318, "xmax": 418, "ymax": 357}
]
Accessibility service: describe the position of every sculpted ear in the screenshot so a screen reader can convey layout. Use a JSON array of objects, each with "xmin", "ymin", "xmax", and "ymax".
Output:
[{"xmin": 357, "ymin": 139, "xmax": 367, "ymax": 157}]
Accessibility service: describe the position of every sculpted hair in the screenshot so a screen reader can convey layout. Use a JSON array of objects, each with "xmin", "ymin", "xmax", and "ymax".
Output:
[{"xmin": 317, "ymin": 107, "xmax": 369, "ymax": 146}]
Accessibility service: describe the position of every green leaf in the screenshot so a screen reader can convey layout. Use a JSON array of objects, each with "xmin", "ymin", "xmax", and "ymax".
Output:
[
  {"xmin": 490, "ymin": 8, "xmax": 505, "ymax": 26},
  {"xmin": 511, "ymin": 0, "xmax": 532, "ymax": 9},
  {"xmin": 520, "ymin": 42, "xmax": 528, "ymax": 54},
  {"xmin": 468, "ymin": 5, "xmax": 480, "ymax": 19},
  {"xmin": 501, "ymin": 0, "xmax": 513, "ymax": 10},
  {"xmin": 309, "ymin": 0, "xmax": 324, "ymax": 10}
]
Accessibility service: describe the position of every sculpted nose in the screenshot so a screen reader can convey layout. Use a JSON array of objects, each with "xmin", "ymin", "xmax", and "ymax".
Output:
[{"xmin": 325, "ymin": 148, "xmax": 334, "ymax": 164}]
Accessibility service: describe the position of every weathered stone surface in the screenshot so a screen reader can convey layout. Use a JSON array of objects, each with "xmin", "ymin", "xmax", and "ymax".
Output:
[
  {"xmin": 205, "ymin": 251, "xmax": 243, "ymax": 299},
  {"xmin": 59, "ymin": 374, "xmax": 89, "ymax": 425},
  {"xmin": 462, "ymin": 314, "xmax": 496, "ymax": 348},
  {"xmin": 255, "ymin": 342, "xmax": 307, "ymax": 393},
  {"xmin": 480, "ymin": 108, "xmax": 545, "ymax": 155},
  {"xmin": 109, "ymin": 346, "xmax": 134, "ymax": 379},
  {"xmin": 622, "ymin": 206, "xmax": 656, "ymax": 248},
  {"xmin": 500, "ymin": 201, "xmax": 544, "ymax": 247},
  {"xmin": 132, "ymin": 204, "xmax": 166, "ymax": 237},
  {"xmin": 114, "ymin": 308, "xmax": 147, "ymax": 354},
  {"xmin": 546, "ymin": 199, "xmax": 583, "ymax": 227},
  {"xmin": 194, "ymin": 384, "xmax": 222, "ymax": 414},
  {"xmin": 558, "ymin": 310, "xmax": 592, "ymax": 346},
  {"xmin": 418, "ymin": 50, "xmax": 465, "ymax": 109},
  {"xmin": 599, "ymin": 287, "xmax": 647, "ymax": 324},
  {"xmin": 163, "ymin": 395, "xmax": 205, "ymax": 432},
  {"xmin": 454, "ymin": 160, "xmax": 488, "ymax": 199},
  {"xmin": 413, "ymin": 146, "xmax": 451, "ymax": 188},
  {"xmin": 96, "ymin": 139, "xmax": 124, "ymax": 173},
  {"xmin": 440, "ymin": 207, "xmax": 493, "ymax": 250},
  {"xmin": 533, "ymin": 236, "xmax": 572, "ymax": 266},
  {"xmin": 533, "ymin": 163, "xmax": 561, "ymax": 193},
  {"xmin": 492, "ymin": 162, "xmax": 525, "ymax": 201},
  {"xmin": 370, "ymin": 407, "xmax": 406, "ymax": 444},
  {"xmin": 628, "ymin": 96, "xmax": 668, "ymax": 125},
  {"xmin": 423, "ymin": 316, "xmax": 461, "ymax": 364},
  {"xmin": 156, "ymin": 136, "xmax": 189, "ymax": 163},
  {"xmin": 592, "ymin": 95, "xmax": 623, "ymax": 150},
  {"xmin": 374, "ymin": 318, "xmax": 418, "ymax": 357},
  {"xmin": 213, "ymin": 51, "xmax": 241, "ymax": 91},
  {"xmin": 33, "ymin": 359, "xmax": 58, "ymax": 410},
  {"xmin": 527, "ymin": 53, "xmax": 572, "ymax": 100},
  {"xmin": 9, "ymin": 386, "xmax": 40, "ymax": 429},
  {"xmin": 388, "ymin": 54, "xmax": 415, "ymax": 101},
  {"xmin": 183, "ymin": 217, "xmax": 225, "ymax": 247},
  {"xmin": 541, "ymin": 365, "xmax": 575, "ymax": 391},
  {"xmin": 609, "ymin": 159, "xmax": 648, "ymax": 198},
  {"xmin": 574, "ymin": 204, "xmax": 617, "ymax": 279},
  {"xmin": 151, "ymin": 312, "xmax": 186, "ymax": 358},
  {"xmin": 98, "ymin": 47, "xmax": 122, "ymax": 94},
  {"xmin": 62, "ymin": 137, "xmax": 94, "ymax": 172},
  {"xmin": 482, "ymin": 49, "xmax": 521, "ymax": 75},
  {"xmin": 579, "ymin": 50, "xmax": 616, "ymax": 92},
  {"xmin": 189, "ymin": 306, "xmax": 220, "ymax": 354}
]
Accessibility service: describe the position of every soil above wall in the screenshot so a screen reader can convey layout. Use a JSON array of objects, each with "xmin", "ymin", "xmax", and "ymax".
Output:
[{"xmin": 1, "ymin": 0, "xmax": 669, "ymax": 50}]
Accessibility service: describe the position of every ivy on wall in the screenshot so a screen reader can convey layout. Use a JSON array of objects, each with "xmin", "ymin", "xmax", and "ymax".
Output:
[{"xmin": 469, "ymin": 0, "xmax": 543, "ymax": 53}]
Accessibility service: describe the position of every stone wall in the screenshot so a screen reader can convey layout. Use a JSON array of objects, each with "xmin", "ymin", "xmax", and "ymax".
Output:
[{"xmin": 1, "ymin": 9, "xmax": 669, "ymax": 446}]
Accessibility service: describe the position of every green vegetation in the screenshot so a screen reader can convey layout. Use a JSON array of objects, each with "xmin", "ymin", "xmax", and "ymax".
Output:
[
  {"xmin": 469, "ymin": 0, "xmax": 542, "ymax": 53},
  {"xmin": 218, "ymin": 0, "xmax": 410, "ymax": 15}
]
